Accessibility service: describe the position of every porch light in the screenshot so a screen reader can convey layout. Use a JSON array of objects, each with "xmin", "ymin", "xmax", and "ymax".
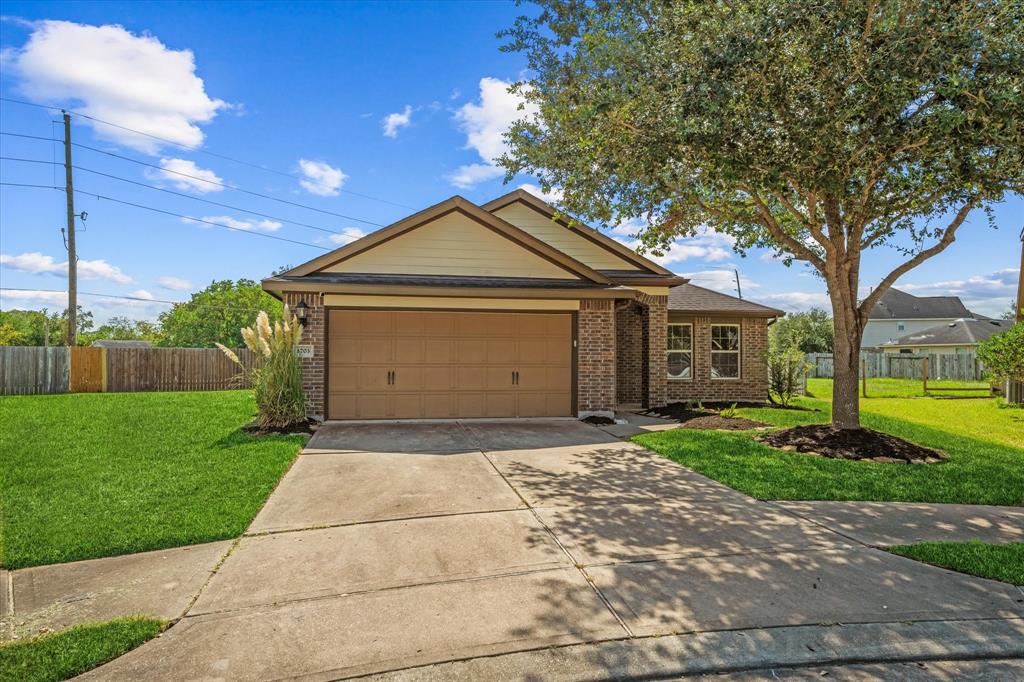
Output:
[{"xmin": 293, "ymin": 300, "xmax": 309, "ymax": 322}]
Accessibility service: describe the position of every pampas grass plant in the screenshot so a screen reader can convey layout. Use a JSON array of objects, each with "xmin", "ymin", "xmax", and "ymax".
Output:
[{"xmin": 217, "ymin": 307, "xmax": 307, "ymax": 429}]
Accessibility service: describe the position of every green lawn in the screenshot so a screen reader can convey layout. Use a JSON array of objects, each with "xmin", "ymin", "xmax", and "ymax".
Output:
[
  {"xmin": 888, "ymin": 541, "xmax": 1024, "ymax": 586},
  {"xmin": 0, "ymin": 617, "xmax": 164, "ymax": 682},
  {"xmin": 0, "ymin": 391, "xmax": 304, "ymax": 569},
  {"xmin": 634, "ymin": 379, "xmax": 1024, "ymax": 505},
  {"xmin": 860, "ymin": 376, "xmax": 991, "ymax": 398}
]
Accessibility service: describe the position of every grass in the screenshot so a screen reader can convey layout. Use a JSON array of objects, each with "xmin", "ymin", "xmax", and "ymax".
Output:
[
  {"xmin": 634, "ymin": 379, "xmax": 1024, "ymax": 505},
  {"xmin": 861, "ymin": 376, "xmax": 991, "ymax": 398},
  {"xmin": 888, "ymin": 541, "xmax": 1024, "ymax": 586},
  {"xmin": 0, "ymin": 617, "xmax": 164, "ymax": 682},
  {"xmin": 0, "ymin": 390, "xmax": 305, "ymax": 569}
]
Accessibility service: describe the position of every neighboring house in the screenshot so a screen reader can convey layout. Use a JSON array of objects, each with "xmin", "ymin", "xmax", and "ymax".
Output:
[
  {"xmin": 263, "ymin": 190, "xmax": 783, "ymax": 420},
  {"xmin": 90, "ymin": 339, "xmax": 152, "ymax": 349},
  {"xmin": 862, "ymin": 288, "xmax": 974, "ymax": 348},
  {"xmin": 880, "ymin": 317, "xmax": 1012, "ymax": 354}
]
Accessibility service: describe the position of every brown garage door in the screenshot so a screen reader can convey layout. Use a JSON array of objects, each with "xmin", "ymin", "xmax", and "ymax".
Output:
[{"xmin": 327, "ymin": 310, "xmax": 573, "ymax": 420}]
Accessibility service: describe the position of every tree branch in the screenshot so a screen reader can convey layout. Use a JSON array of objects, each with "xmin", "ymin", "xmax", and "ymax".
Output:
[
  {"xmin": 858, "ymin": 200, "xmax": 977, "ymax": 319},
  {"xmin": 741, "ymin": 187, "xmax": 826, "ymax": 270}
]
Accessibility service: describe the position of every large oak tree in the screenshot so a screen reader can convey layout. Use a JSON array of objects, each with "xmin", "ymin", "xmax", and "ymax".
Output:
[{"xmin": 500, "ymin": 0, "xmax": 1023, "ymax": 429}]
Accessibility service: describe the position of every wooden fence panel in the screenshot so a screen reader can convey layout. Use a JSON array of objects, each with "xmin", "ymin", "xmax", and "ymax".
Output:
[
  {"xmin": 806, "ymin": 351, "xmax": 984, "ymax": 381},
  {"xmin": 0, "ymin": 347, "xmax": 70, "ymax": 395},
  {"xmin": 104, "ymin": 347, "xmax": 256, "ymax": 392},
  {"xmin": 70, "ymin": 347, "xmax": 105, "ymax": 392}
]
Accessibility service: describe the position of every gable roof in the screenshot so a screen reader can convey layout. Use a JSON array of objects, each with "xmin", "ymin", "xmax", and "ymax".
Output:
[
  {"xmin": 883, "ymin": 317, "xmax": 1012, "ymax": 347},
  {"xmin": 481, "ymin": 189, "xmax": 677, "ymax": 278},
  {"xmin": 280, "ymin": 195, "xmax": 611, "ymax": 284},
  {"xmin": 667, "ymin": 283, "xmax": 784, "ymax": 318},
  {"xmin": 868, "ymin": 288, "xmax": 971, "ymax": 320}
]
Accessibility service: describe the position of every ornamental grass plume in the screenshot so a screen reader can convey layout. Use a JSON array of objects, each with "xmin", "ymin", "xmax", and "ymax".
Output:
[{"xmin": 217, "ymin": 305, "xmax": 307, "ymax": 429}]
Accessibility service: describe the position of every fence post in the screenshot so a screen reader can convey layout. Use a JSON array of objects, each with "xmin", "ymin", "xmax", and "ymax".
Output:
[
  {"xmin": 923, "ymin": 356, "xmax": 929, "ymax": 395},
  {"xmin": 861, "ymin": 358, "xmax": 867, "ymax": 398}
]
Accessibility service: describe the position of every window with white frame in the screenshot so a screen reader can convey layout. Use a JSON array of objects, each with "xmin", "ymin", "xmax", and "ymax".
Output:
[
  {"xmin": 666, "ymin": 323, "xmax": 692, "ymax": 379},
  {"xmin": 710, "ymin": 324, "xmax": 740, "ymax": 379}
]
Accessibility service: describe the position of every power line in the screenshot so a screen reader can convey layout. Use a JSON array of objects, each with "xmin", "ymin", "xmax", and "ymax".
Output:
[
  {"xmin": 0, "ymin": 96, "xmax": 417, "ymax": 209},
  {"xmin": 73, "ymin": 141, "xmax": 386, "ymax": 227},
  {"xmin": 0, "ymin": 287, "xmax": 269, "ymax": 312},
  {"xmin": 0, "ymin": 181, "xmax": 330, "ymax": 250},
  {"xmin": 1, "ymin": 155, "xmax": 346, "ymax": 235}
]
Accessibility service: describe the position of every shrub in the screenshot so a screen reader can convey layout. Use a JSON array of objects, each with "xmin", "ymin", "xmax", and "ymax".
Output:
[
  {"xmin": 767, "ymin": 346, "xmax": 809, "ymax": 406},
  {"xmin": 977, "ymin": 321, "xmax": 1024, "ymax": 383},
  {"xmin": 720, "ymin": 403, "xmax": 739, "ymax": 419},
  {"xmin": 217, "ymin": 308, "xmax": 307, "ymax": 428}
]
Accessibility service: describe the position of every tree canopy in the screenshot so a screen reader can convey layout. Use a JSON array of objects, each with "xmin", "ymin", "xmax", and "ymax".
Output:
[
  {"xmin": 769, "ymin": 308, "xmax": 834, "ymax": 354},
  {"xmin": 500, "ymin": 0, "xmax": 1023, "ymax": 428},
  {"xmin": 157, "ymin": 279, "xmax": 282, "ymax": 348}
]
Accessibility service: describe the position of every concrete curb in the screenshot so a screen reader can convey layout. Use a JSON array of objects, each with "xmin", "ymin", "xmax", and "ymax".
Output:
[{"xmin": 362, "ymin": 618, "xmax": 1024, "ymax": 681}]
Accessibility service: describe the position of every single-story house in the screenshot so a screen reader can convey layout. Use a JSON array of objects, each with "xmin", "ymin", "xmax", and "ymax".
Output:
[
  {"xmin": 862, "ymin": 288, "xmax": 977, "ymax": 348},
  {"xmin": 880, "ymin": 317, "xmax": 1012, "ymax": 354},
  {"xmin": 263, "ymin": 190, "xmax": 783, "ymax": 421}
]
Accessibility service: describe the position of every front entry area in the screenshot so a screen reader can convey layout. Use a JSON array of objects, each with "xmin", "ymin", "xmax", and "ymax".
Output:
[{"xmin": 326, "ymin": 309, "xmax": 573, "ymax": 419}]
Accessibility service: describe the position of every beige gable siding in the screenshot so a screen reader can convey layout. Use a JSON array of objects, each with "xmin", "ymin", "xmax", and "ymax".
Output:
[
  {"xmin": 322, "ymin": 211, "xmax": 578, "ymax": 279},
  {"xmin": 494, "ymin": 204, "xmax": 641, "ymax": 271}
]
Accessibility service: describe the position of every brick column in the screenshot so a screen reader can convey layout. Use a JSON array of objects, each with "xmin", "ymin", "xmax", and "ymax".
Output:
[
  {"xmin": 615, "ymin": 302, "xmax": 645, "ymax": 406},
  {"xmin": 639, "ymin": 293, "xmax": 668, "ymax": 409},
  {"xmin": 577, "ymin": 299, "xmax": 616, "ymax": 416},
  {"xmin": 284, "ymin": 292, "xmax": 324, "ymax": 421}
]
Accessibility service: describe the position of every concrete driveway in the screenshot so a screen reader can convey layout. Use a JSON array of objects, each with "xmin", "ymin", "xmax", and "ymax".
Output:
[{"xmin": 89, "ymin": 420, "xmax": 1024, "ymax": 680}]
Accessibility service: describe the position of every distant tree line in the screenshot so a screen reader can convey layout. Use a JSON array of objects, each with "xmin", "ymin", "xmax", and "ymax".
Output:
[{"xmin": 0, "ymin": 279, "xmax": 282, "ymax": 348}]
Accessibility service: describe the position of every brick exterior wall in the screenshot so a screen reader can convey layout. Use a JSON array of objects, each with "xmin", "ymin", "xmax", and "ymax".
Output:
[
  {"xmin": 665, "ymin": 315, "xmax": 770, "ymax": 403},
  {"xmin": 639, "ymin": 293, "xmax": 668, "ymax": 409},
  {"xmin": 284, "ymin": 292, "xmax": 325, "ymax": 421},
  {"xmin": 577, "ymin": 299, "xmax": 616, "ymax": 415},
  {"xmin": 615, "ymin": 302, "xmax": 645, "ymax": 406}
]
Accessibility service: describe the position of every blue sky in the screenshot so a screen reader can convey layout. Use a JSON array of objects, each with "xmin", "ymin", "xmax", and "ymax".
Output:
[{"xmin": 1, "ymin": 1, "xmax": 1019, "ymax": 325}]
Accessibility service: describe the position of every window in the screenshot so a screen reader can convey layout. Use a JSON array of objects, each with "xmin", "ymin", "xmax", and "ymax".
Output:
[
  {"xmin": 897, "ymin": 322, "xmax": 906, "ymax": 331},
  {"xmin": 710, "ymin": 324, "xmax": 740, "ymax": 379},
  {"xmin": 899, "ymin": 348, "xmax": 913, "ymax": 354},
  {"xmin": 666, "ymin": 323, "xmax": 692, "ymax": 379}
]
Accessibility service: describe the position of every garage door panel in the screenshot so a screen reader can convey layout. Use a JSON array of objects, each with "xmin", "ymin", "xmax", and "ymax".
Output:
[{"xmin": 328, "ymin": 310, "xmax": 572, "ymax": 420}]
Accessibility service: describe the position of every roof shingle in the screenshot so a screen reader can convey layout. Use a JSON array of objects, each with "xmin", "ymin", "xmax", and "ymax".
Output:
[{"xmin": 667, "ymin": 283, "xmax": 784, "ymax": 317}]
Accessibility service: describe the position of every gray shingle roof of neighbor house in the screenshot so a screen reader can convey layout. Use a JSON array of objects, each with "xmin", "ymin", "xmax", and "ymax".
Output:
[
  {"xmin": 883, "ymin": 317, "xmax": 1012, "ymax": 347},
  {"xmin": 668, "ymin": 283, "xmax": 785, "ymax": 317},
  {"xmin": 91, "ymin": 339, "xmax": 152, "ymax": 348},
  {"xmin": 867, "ymin": 287, "xmax": 972, "ymax": 319}
]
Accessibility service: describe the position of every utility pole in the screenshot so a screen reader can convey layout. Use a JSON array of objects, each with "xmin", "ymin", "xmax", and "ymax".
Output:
[
  {"xmin": 63, "ymin": 111, "xmax": 77, "ymax": 346},
  {"xmin": 734, "ymin": 268, "xmax": 743, "ymax": 299}
]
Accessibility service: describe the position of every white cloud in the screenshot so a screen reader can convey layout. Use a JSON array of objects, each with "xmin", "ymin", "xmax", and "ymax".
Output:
[
  {"xmin": 516, "ymin": 183, "xmax": 563, "ymax": 204},
  {"xmin": 754, "ymin": 291, "xmax": 832, "ymax": 312},
  {"xmin": 328, "ymin": 228, "xmax": 369, "ymax": 245},
  {"xmin": 1, "ymin": 251, "xmax": 132, "ymax": 283},
  {"xmin": 382, "ymin": 105, "xmax": 412, "ymax": 138},
  {"xmin": 129, "ymin": 289, "xmax": 155, "ymax": 300},
  {"xmin": 682, "ymin": 269, "xmax": 759, "ymax": 296},
  {"xmin": 181, "ymin": 215, "xmax": 282, "ymax": 232},
  {"xmin": 157, "ymin": 276, "xmax": 193, "ymax": 291},
  {"xmin": 297, "ymin": 159, "xmax": 346, "ymax": 196},
  {"xmin": 6, "ymin": 20, "xmax": 226, "ymax": 153},
  {"xmin": 447, "ymin": 163, "xmax": 505, "ymax": 189},
  {"xmin": 614, "ymin": 226, "xmax": 735, "ymax": 267},
  {"xmin": 144, "ymin": 158, "xmax": 224, "ymax": 193},
  {"xmin": 896, "ymin": 267, "xmax": 1019, "ymax": 318},
  {"xmin": 449, "ymin": 77, "xmax": 537, "ymax": 188},
  {"xmin": 0, "ymin": 288, "xmax": 68, "ymax": 308}
]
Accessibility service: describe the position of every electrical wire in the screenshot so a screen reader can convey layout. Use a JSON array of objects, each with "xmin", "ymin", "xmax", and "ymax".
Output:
[
  {"xmin": 0, "ymin": 181, "xmax": 330, "ymax": 250},
  {"xmin": 1, "ymin": 154, "xmax": 347, "ymax": 235},
  {"xmin": 0, "ymin": 97, "xmax": 417, "ymax": 209},
  {"xmin": 0, "ymin": 287, "xmax": 270, "ymax": 312}
]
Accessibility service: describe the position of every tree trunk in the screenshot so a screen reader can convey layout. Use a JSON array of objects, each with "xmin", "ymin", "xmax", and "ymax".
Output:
[{"xmin": 828, "ymin": 280, "xmax": 864, "ymax": 430}]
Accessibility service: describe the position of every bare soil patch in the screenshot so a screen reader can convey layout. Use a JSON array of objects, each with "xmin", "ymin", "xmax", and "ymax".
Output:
[
  {"xmin": 756, "ymin": 424, "xmax": 948, "ymax": 463},
  {"xmin": 645, "ymin": 403, "xmax": 769, "ymax": 431},
  {"xmin": 580, "ymin": 415, "xmax": 616, "ymax": 426},
  {"xmin": 242, "ymin": 419, "xmax": 318, "ymax": 437}
]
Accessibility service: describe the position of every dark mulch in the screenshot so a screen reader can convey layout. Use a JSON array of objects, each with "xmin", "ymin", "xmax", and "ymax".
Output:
[
  {"xmin": 581, "ymin": 415, "xmax": 616, "ymax": 426},
  {"xmin": 705, "ymin": 400, "xmax": 818, "ymax": 413},
  {"xmin": 644, "ymin": 403, "xmax": 769, "ymax": 431},
  {"xmin": 242, "ymin": 418, "xmax": 319, "ymax": 437},
  {"xmin": 756, "ymin": 424, "xmax": 949, "ymax": 463}
]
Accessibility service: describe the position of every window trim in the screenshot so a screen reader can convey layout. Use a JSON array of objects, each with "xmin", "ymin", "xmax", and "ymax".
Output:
[
  {"xmin": 710, "ymin": 323, "xmax": 741, "ymax": 380},
  {"xmin": 666, "ymin": 322, "xmax": 693, "ymax": 380}
]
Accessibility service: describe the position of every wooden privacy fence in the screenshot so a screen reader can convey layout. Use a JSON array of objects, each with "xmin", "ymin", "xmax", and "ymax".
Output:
[
  {"xmin": 806, "ymin": 351, "xmax": 984, "ymax": 381},
  {"xmin": 0, "ymin": 346, "xmax": 256, "ymax": 395}
]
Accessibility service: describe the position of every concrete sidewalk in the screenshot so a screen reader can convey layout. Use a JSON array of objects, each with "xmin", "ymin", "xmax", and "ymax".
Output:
[{"xmin": 78, "ymin": 420, "xmax": 1024, "ymax": 680}]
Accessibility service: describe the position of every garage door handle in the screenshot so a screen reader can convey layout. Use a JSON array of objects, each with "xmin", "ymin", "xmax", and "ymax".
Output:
[
  {"xmin": 387, "ymin": 370, "xmax": 393, "ymax": 385},
  {"xmin": 513, "ymin": 370, "xmax": 519, "ymax": 385}
]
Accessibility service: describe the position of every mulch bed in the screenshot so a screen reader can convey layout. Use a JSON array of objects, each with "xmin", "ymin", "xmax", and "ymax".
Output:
[
  {"xmin": 644, "ymin": 403, "xmax": 770, "ymax": 431},
  {"xmin": 242, "ymin": 418, "xmax": 319, "ymax": 437},
  {"xmin": 756, "ymin": 424, "xmax": 948, "ymax": 463},
  {"xmin": 581, "ymin": 415, "xmax": 616, "ymax": 426}
]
